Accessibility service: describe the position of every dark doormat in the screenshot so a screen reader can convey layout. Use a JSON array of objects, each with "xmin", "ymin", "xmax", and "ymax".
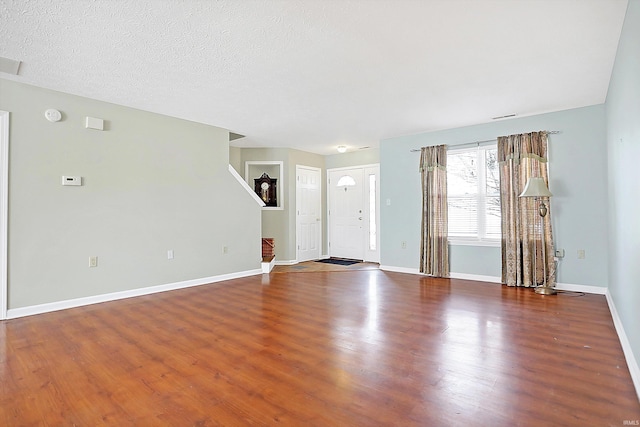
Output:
[{"xmin": 315, "ymin": 258, "xmax": 362, "ymax": 266}]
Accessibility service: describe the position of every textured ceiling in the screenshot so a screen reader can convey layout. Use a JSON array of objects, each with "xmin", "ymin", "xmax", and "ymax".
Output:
[{"xmin": 0, "ymin": 0, "xmax": 628, "ymax": 154}]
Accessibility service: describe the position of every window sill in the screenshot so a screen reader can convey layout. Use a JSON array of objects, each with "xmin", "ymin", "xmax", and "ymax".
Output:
[{"xmin": 448, "ymin": 239, "xmax": 500, "ymax": 248}]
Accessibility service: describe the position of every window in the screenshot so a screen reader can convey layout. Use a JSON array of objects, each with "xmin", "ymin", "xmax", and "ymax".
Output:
[
  {"xmin": 447, "ymin": 144, "xmax": 501, "ymax": 245},
  {"xmin": 336, "ymin": 175, "xmax": 356, "ymax": 187}
]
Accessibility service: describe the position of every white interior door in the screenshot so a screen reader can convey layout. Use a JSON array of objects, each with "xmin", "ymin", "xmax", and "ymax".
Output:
[
  {"xmin": 329, "ymin": 168, "xmax": 364, "ymax": 260},
  {"xmin": 296, "ymin": 166, "xmax": 321, "ymax": 262}
]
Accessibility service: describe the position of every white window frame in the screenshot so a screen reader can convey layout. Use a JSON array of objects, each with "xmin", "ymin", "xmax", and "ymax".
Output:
[{"xmin": 447, "ymin": 144, "xmax": 501, "ymax": 247}]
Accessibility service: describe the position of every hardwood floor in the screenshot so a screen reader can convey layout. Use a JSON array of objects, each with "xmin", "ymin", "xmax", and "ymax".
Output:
[{"xmin": 1, "ymin": 270, "xmax": 638, "ymax": 426}]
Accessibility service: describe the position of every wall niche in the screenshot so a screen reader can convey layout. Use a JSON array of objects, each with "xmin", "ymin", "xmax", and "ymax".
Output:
[{"xmin": 245, "ymin": 161, "xmax": 283, "ymax": 210}]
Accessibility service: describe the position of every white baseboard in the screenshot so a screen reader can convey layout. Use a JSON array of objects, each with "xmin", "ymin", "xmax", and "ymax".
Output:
[
  {"xmin": 379, "ymin": 265, "xmax": 420, "ymax": 275},
  {"xmin": 606, "ymin": 291, "xmax": 640, "ymax": 402},
  {"xmin": 7, "ymin": 268, "xmax": 262, "ymax": 320},
  {"xmin": 275, "ymin": 256, "xmax": 328, "ymax": 265},
  {"xmin": 379, "ymin": 265, "xmax": 607, "ymax": 294},
  {"xmin": 261, "ymin": 257, "xmax": 275, "ymax": 273},
  {"xmin": 555, "ymin": 282, "xmax": 607, "ymax": 295},
  {"xmin": 380, "ymin": 267, "xmax": 501, "ymax": 284},
  {"xmin": 449, "ymin": 272, "xmax": 501, "ymax": 283},
  {"xmin": 380, "ymin": 265, "xmax": 504, "ymax": 284}
]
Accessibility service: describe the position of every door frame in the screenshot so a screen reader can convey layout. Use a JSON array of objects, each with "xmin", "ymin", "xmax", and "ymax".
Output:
[
  {"xmin": 296, "ymin": 165, "xmax": 322, "ymax": 262},
  {"xmin": 1, "ymin": 111, "xmax": 9, "ymax": 320},
  {"xmin": 327, "ymin": 163, "xmax": 380, "ymax": 262}
]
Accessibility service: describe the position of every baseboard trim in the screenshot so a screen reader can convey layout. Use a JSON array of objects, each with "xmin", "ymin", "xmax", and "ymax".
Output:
[
  {"xmin": 449, "ymin": 272, "xmax": 501, "ymax": 283},
  {"xmin": 379, "ymin": 265, "xmax": 420, "ymax": 275},
  {"xmin": 379, "ymin": 265, "xmax": 607, "ymax": 294},
  {"xmin": 380, "ymin": 267, "xmax": 501, "ymax": 284},
  {"xmin": 7, "ymin": 268, "xmax": 262, "ymax": 320},
  {"xmin": 274, "ymin": 260, "xmax": 298, "ymax": 266},
  {"xmin": 606, "ymin": 290, "xmax": 640, "ymax": 402},
  {"xmin": 261, "ymin": 257, "xmax": 275, "ymax": 273},
  {"xmin": 555, "ymin": 282, "xmax": 607, "ymax": 295}
]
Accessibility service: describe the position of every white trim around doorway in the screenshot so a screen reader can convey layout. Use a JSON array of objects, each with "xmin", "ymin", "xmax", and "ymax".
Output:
[{"xmin": 0, "ymin": 111, "xmax": 9, "ymax": 320}]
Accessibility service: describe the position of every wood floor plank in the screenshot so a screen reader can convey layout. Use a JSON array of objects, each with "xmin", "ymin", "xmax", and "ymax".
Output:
[{"xmin": 1, "ymin": 270, "xmax": 638, "ymax": 426}]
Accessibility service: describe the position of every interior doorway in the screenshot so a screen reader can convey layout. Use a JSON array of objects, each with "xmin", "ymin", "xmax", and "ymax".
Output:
[
  {"xmin": 296, "ymin": 165, "xmax": 322, "ymax": 262},
  {"xmin": 328, "ymin": 164, "xmax": 380, "ymax": 263},
  {"xmin": 1, "ymin": 111, "xmax": 9, "ymax": 319}
]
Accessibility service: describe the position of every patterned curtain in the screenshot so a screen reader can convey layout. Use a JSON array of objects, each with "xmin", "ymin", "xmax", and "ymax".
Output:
[
  {"xmin": 419, "ymin": 145, "xmax": 449, "ymax": 277},
  {"xmin": 498, "ymin": 131, "xmax": 555, "ymax": 287}
]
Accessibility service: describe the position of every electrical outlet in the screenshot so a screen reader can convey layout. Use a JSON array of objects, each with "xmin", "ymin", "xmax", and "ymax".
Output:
[
  {"xmin": 401, "ymin": 241, "xmax": 407, "ymax": 249},
  {"xmin": 223, "ymin": 246, "xmax": 228, "ymax": 254},
  {"xmin": 554, "ymin": 249, "xmax": 565, "ymax": 258},
  {"xmin": 89, "ymin": 256, "xmax": 98, "ymax": 268},
  {"xmin": 167, "ymin": 250, "xmax": 174, "ymax": 260},
  {"xmin": 577, "ymin": 249, "xmax": 585, "ymax": 259}
]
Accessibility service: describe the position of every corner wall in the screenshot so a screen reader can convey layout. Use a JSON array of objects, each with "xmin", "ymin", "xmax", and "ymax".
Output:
[
  {"xmin": 0, "ymin": 79, "xmax": 262, "ymax": 310},
  {"xmin": 240, "ymin": 147, "xmax": 325, "ymax": 262},
  {"xmin": 605, "ymin": 0, "xmax": 640, "ymax": 396}
]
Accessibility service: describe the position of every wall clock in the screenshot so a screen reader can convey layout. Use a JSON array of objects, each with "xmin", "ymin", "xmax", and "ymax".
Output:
[{"xmin": 254, "ymin": 173, "xmax": 277, "ymax": 207}]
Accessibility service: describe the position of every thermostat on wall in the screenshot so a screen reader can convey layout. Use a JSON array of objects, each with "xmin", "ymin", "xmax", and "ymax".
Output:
[
  {"xmin": 85, "ymin": 116, "xmax": 104, "ymax": 130},
  {"xmin": 61, "ymin": 176, "xmax": 82, "ymax": 186}
]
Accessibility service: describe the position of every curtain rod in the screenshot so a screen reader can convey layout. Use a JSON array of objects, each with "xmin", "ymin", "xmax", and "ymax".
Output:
[{"xmin": 409, "ymin": 130, "xmax": 560, "ymax": 152}]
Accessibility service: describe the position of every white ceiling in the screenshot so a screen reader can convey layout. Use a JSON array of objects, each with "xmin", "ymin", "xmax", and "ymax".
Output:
[{"xmin": 0, "ymin": 0, "xmax": 628, "ymax": 155}]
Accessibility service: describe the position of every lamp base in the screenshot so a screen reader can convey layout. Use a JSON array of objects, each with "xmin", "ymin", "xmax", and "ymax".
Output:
[{"xmin": 535, "ymin": 286, "xmax": 557, "ymax": 295}]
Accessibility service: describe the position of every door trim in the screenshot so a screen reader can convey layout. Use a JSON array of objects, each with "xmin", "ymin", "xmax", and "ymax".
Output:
[
  {"xmin": 0, "ymin": 111, "xmax": 9, "ymax": 320},
  {"xmin": 296, "ymin": 165, "xmax": 322, "ymax": 262}
]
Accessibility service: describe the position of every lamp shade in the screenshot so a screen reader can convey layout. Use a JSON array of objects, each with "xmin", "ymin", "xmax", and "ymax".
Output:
[{"xmin": 519, "ymin": 177, "xmax": 552, "ymax": 198}]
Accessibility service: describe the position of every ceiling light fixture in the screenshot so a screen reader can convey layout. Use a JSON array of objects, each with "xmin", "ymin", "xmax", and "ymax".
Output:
[{"xmin": 337, "ymin": 145, "xmax": 347, "ymax": 153}]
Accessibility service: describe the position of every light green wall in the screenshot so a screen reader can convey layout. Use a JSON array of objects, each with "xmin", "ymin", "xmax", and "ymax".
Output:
[
  {"xmin": 606, "ymin": 0, "xmax": 640, "ymax": 382},
  {"xmin": 229, "ymin": 146, "xmax": 242, "ymax": 174},
  {"xmin": 1, "ymin": 79, "xmax": 262, "ymax": 309},
  {"xmin": 380, "ymin": 105, "xmax": 609, "ymax": 288},
  {"xmin": 325, "ymin": 148, "xmax": 380, "ymax": 169},
  {"xmin": 240, "ymin": 148, "xmax": 324, "ymax": 261}
]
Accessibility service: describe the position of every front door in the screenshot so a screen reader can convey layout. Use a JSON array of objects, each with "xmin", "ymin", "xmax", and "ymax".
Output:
[{"xmin": 329, "ymin": 168, "xmax": 364, "ymax": 260}]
